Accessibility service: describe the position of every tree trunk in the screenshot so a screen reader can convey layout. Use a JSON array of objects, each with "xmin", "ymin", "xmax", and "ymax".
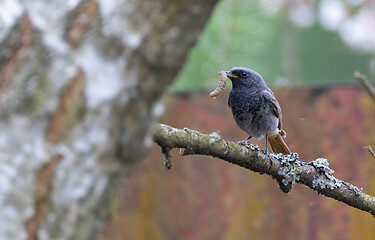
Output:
[{"xmin": 0, "ymin": 0, "xmax": 218, "ymax": 239}]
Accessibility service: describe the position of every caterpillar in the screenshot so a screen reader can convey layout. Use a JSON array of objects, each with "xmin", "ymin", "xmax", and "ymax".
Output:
[{"xmin": 209, "ymin": 71, "xmax": 227, "ymax": 99}]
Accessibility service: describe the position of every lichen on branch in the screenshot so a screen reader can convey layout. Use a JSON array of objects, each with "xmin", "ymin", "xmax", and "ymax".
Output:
[{"xmin": 153, "ymin": 123, "xmax": 375, "ymax": 217}]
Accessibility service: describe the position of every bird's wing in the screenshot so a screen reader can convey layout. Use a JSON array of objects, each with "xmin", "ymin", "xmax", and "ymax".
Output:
[{"xmin": 261, "ymin": 89, "xmax": 283, "ymax": 131}]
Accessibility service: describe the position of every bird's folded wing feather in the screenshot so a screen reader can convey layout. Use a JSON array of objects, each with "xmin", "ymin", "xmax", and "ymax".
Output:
[{"xmin": 261, "ymin": 89, "xmax": 287, "ymax": 138}]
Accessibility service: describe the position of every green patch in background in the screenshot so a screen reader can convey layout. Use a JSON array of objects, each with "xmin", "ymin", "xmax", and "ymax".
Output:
[
  {"xmin": 172, "ymin": 0, "xmax": 373, "ymax": 91},
  {"xmin": 172, "ymin": 0, "xmax": 279, "ymax": 91}
]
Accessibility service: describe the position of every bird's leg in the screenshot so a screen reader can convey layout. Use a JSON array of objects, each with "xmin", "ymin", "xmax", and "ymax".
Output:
[
  {"xmin": 264, "ymin": 133, "xmax": 270, "ymax": 165},
  {"xmin": 236, "ymin": 136, "xmax": 251, "ymax": 145}
]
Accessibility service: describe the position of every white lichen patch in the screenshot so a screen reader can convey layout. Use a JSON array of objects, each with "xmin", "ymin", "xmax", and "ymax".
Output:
[
  {"xmin": 344, "ymin": 182, "xmax": 363, "ymax": 196},
  {"xmin": 278, "ymin": 165, "xmax": 298, "ymax": 188},
  {"xmin": 275, "ymin": 152, "xmax": 303, "ymax": 191},
  {"xmin": 250, "ymin": 144, "xmax": 260, "ymax": 151},
  {"xmin": 311, "ymin": 157, "xmax": 334, "ymax": 174},
  {"xmin": 239, "ymin": 141, "xmax": 260, "ymax": 151},
  {"xmin": 312, "ymin": 172, "xmax": 342, "ymax": 190},
  {"xmin": 310, "ymin": 158, "xmax": 343, "ymax": 190},
  {"xmin": 209, "ymin": 131, "xmax": 222, "ymax": 144},
  {"xmin": 272, "ymin": 152, "xmax": 302, "ymax": 169},
  {"xmin": 163, "ymin": 125, "xmax": 177, "ymax": 137}
]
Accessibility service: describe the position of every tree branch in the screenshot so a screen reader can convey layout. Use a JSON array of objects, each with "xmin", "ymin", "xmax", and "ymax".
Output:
[
  {"xmin": 354, "ymin": 71, "xmax": 375, "ymax": 104},
  {"xmin": 153, "ymin": 123, "xmax": 375, "ymax": 217},
  {"xmin": 365, "ymin": 146, "xmax": 375, "ymax": 159}
]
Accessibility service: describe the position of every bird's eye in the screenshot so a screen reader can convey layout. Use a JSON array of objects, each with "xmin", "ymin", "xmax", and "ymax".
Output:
[{"xmin": 240, "ymin": 71, "xmax": 248, "ymax": 77}]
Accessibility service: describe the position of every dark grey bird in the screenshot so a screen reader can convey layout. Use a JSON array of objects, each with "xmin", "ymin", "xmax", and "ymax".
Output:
[{"xmin": 226, "ymin": 67, "xmax": 291, "ymax": 154}]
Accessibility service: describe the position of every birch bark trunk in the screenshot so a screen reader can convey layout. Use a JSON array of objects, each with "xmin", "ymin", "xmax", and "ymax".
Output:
[{"xmin": 0, "ymin": 0, "xmax": 218, "ymax": 239}]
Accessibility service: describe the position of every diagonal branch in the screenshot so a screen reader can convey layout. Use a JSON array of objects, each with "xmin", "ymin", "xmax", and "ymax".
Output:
[
  {"xmin": 153, "ymin": 123, "xmax": 375, "ymax": 217},
  {"xmin": 354, "ymin": 71, "xmax": 375, "ymax": 104},
  {"xmin": 365, "ymin": 146, "xmax": 375, "ymax": 159}
]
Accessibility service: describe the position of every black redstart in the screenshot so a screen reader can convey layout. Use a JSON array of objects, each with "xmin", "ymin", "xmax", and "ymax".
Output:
[{"xmin": 226, "ymin": 67, "xmax": 291, "ymax": 154}]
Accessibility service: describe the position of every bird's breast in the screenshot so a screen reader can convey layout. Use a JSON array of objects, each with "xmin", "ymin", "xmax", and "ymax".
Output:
[{"xmin": 228, "ymin": 89, "xmax": 279, "ymax": 138}]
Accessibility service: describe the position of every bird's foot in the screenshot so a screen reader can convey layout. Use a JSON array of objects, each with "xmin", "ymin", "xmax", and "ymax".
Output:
[
  {"xmin": 236, "ymin": 139, "xmax": 251, "ymax": 146},
  {"xmin": 261, "ymin": 149, "xmax": 269, "ymax": 155},
  {"xmin": 236, "ymin": 136, "xmax": 252, "ymax": 146}
]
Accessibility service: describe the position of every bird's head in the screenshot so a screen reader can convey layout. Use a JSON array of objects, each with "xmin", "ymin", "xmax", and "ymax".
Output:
[{"xmin": 225, "ymin": 67, "xmax": 265, "ymax": 89}]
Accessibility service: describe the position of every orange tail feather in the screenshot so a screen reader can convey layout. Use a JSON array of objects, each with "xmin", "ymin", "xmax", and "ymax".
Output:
[{"xmin": 268, "ymin": 133, "xmax": 291, "ymax": 154}]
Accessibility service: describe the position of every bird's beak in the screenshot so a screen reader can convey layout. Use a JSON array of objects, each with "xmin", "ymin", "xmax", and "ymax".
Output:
[{"xmin": 225, "ymin": 71, "xmax": 238, "ymax": 79}]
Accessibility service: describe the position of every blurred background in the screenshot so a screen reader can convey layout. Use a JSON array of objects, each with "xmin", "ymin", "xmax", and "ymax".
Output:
[
  {"xmin": 0, "ymin": 0, "xmax": 374, "ymax": 239},
  {"xmin": 102, "ymin": 0, "xmax": 375, "ymax": 239},
  {"xmin": 175, "ymin": 0, "xmax": 374, "ymax": 90}
]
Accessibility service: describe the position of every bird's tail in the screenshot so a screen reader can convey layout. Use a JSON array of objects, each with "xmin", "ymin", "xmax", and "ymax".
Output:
[{"xmin": 268, "ymin": 131, "xmax": 291, "ymax": 155}]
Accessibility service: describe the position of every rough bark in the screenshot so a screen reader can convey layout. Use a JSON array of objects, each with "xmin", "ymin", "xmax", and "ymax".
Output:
[
  {"xmin": 0, "ymin": 0, "xmax": 218, "ymax": 239},
  {"xmin": 153, "ymin": 123, "xmax": 375, "ymax": 217}
]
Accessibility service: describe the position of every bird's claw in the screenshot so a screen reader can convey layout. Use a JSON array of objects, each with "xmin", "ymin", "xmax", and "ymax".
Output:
[{"xmin": 236, "ymin": 139, "xmax": 252, "ymax": 146}]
